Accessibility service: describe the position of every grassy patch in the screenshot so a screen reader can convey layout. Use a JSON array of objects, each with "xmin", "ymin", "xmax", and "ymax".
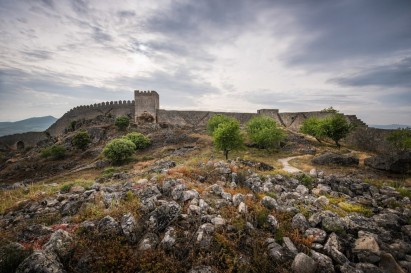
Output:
[{"xmin": 337, "ymin": 202, "xmax": 373, "ymax": 217}]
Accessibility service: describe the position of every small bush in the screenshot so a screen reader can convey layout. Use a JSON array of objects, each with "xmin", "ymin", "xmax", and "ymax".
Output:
[
  {"xmin": 246, "ymin": 116, "xmax": 285, "ymax": 149},
  {"xmin": 207, "ymin": 114, "xmax": 233, "ymax": 135},
  {"xmin": 72, "ymin": 130, "xmax": 91, "ymax": 150},
  {"xmin": 386, "ymin": 128, "xmax": 411, "ymax": 152},
  {"xmin": 297, "ymin": 173, "xmax": 314, "ymax": 189},
  {"xmin": 124, "ymin": 132, "xmax": 151, "ymax": 150},
  {"xmin": 103, "ymin": 138, "xmax": 136, "ymax": 164},
  {"xmin": 41, "ymin": 144, "xmax": 66, "ymax": 160},
  {"xmin": 60, "ymin": 183, "xmax": 74, "ymax": 193},
  {"xmin": 301, "ymin": 113, "xmax": 353, "ymax": 148},
  {"xmin": 115, "ymin": 116, "xmax": 130, "ymax": 131}
]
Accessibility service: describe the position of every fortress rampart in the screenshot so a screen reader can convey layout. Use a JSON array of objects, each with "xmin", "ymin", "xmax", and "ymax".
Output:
[
  {"xmin": 0, "ymin": 90, "xmax": 393, "ymax": 154},
  {"xmin": 46, "ymin": 100, "xmax": 135, "ymax": 136}
]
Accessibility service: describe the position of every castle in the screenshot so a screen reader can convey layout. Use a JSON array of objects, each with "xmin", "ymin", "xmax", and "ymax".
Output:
[{"xmin": 2, "ymin": 90, "xmax": 388, "ymax": 153}]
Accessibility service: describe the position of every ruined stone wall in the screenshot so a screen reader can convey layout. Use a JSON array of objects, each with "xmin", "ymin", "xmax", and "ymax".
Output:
[
  {"xmin": 47, "ymin": 100, "xmax": 135, "ymax": 136},
  {"xmin": 0, "ymin": 132, "xmax": 50, "ymax": 150},
  {"xmin": 343, "ymin": 127, "xmax": 394, "ymax": 154},
  {"xmin": 135, "ymin": 91, "xmax": 159, "ymax": 122},
  {"xmin": 157, "ymin": 110, "xmax": 257, "ymax": 128}
]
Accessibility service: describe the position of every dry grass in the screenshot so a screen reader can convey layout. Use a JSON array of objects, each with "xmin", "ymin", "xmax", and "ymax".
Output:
[{"xmin": 0, "ymin": 179, "xmax": 94, "ymax": 214}]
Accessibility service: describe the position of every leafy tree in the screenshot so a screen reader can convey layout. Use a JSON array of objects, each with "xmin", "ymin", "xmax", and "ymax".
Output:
[
  {"xmin": 321, "ymin": 114, "xmax": 353, "ymax": 148},
  {"xmin": 213, "ymin": 118, "xmax": 243, "ymax": 160},
  {"xmin": 41, "ymin": 144, "xmax": 66, "ymax": 160},
  {"xmin": 300, "ymin": 117, "xmax": 326, "ymax": 143},
  {"xmin": 103, "ymin": 138, "xmax": 136, "ymax": 164},
  {"xmin": 207, "ymin": 114, "xmax": 233, "ymax": 135},
  {"xmin": 386, "ymin": 128, "xmax": 411, "ymax": 152},
  {"xmin": 246, "ymin": 116, "xmax": 285, "ymax": 149},
  {"xmin": 300, "ymin": 114, "xmax": 353, "ymax": 148},
  {"xmin": 124, "ymin": 132, "xmax": 151, "ymax": 150},
  {"xmin": 72, "ymin": 129, "xmax": 91, "ymax": 150},
  {"xmin": 115, "ymin": 116, "xmax": 130, "ymax": 131}
]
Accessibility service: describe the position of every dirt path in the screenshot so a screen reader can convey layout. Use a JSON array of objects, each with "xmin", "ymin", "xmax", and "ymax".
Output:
[{"xmin": 278, "ymin": 155, "xmax": 305, "ymax": 173}]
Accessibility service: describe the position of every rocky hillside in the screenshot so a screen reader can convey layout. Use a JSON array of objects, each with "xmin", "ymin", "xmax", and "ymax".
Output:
[{"xmin": 1, "ymin": 119, "xmax": 411, "ymax": 273}]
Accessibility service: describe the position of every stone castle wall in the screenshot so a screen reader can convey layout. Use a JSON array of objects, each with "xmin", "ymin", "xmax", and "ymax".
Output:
[
  {"xmin": 157, "ymin": 110, "xmax": 257, "ymax": 128},
  {"xmin": 0, "ymin": 132, "xmax": 50, "ymax": 151},
  {"xmin": 0, "ymin": 90, "xmax": 391, "ymax": 154},
  {"xmin": 46, "ymin": 100, "xmax": 135, "ymax": 136}
]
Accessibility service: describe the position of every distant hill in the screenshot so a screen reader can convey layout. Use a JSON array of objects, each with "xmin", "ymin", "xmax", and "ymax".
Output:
[
  {"xmin": 0, "ymin": 116, "xmax": 57, "ymax": 137},
  {"xmin": 370, "ymin": 124, "xmax": 410, "ymax": 129}
]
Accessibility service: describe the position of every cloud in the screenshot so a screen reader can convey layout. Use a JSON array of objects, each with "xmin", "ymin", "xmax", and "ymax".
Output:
[
  {"xmin": 21, "ymin": 49, "xmax": 53, "ymax": 60},
  {"xmin": 91, "ymin": 26, "xmax": 112, "ymax": 43},
  {"xmin": 329, "ymin": 57, "xmax": 411, "ymax": 88},
  {"xmin": 281, "ymin": 0, "xmax": 411, "ymax": 67}
]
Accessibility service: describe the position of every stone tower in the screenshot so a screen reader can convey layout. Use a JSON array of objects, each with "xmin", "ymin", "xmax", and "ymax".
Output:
[{"xmin": 134, "ymin": 90, "xmax": 159, "ymax": 123}]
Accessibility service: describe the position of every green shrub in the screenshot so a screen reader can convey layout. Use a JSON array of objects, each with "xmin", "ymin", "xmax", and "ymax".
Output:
[
  {"xmin": 115, "ymin": 116, "xmax": 130, "ymax": 131},
  {"xmin": 213, "ymin": 118, "xmax": 243, "ymax": 160},
  {"xmin": 386, "ymin": 128, "xmax": 411, "ymax": 152},
  {"xmin": 41, "ymin": 144, "xmax": 66, "ymax": 160},
  {"xmin": 72, "ymin": 130, "xmax": 91, "ymax": 150},
  {"xmin": 60, "ymin": 183, "xmax": 74, "ymax": 193},
  {"xmin": 297, "ymin": 173, "xmax": 314, "ymax": 189},
  {"xmin": 124, "ymin": 132, "xmax": 151, "ymax": 150},
  {"xmin": 322, "ymin": 114, "xmax": 354, "ymax": 148},
  {"xmin": 246, "ymin": 116, "xmax": 285, "ymax": 149},
  {"xmin": 300, "ymin": 117, "xmax": 325, "ymax": 143},
  {"xmin": 300, "ymin": 113, "xmax": 353, "ymax": 148},
  {"xmin": 103, "ymin": 138, "xmax": 136, "ymax": 164},
  {"xmin": 207, "ymin": 114, "xmax": 233, "ymax": 135}
]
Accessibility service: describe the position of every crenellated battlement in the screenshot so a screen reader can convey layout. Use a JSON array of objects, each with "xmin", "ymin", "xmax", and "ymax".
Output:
[
  {"xmin": 134, "ymin": 90, "xmax": 159, "ymax": 123},
  {"xmin": 67, "ymin": 100, "xmax": 135, "ymax": 113}
]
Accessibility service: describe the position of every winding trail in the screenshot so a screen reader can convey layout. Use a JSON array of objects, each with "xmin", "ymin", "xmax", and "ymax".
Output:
[{"xmin": 278, "ymin": 155, "xmax": 305, "ymax": 173}]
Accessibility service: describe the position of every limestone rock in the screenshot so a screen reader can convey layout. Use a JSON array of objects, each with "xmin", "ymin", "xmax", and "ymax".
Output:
[
  {"xmin": 305, "ymin": 228, "xmax": 327, "ymax": 243},
  {"xmin": 291, "ymin": 213, "xmax": 309, "ymax": 232},
  {"xmin": 261, "ymin": 196, "xmax": 278, "ymax": 210},
  {"xmin": 44, "ymin": 229, "xmax": 74, "ymax": 260},
  {"xmin": 312, "ymin": 152, "xmax": 359, "ymax": 166},
  {"xmin": 16, "ymin": 250, "xmax": 66, "ymax": 273},
  {"xmin": 160, "ymin": 227, "xmax": 176, "ymax": 249},
  {"xmin": 98, "ymin": 215, "xmax": 121, "ymax": 236},
  {"xmin": 149, "ymin": 201, "xmax": 181, "ymax": 231},
  {"xmin": 291, "ymin": 252, "xmax": 317, "ymax": 273},
  {"xmin": 364, "ymin": 151, "xmax": 411, "ymax": 174},
  {"xmin": 353, "ymin": 235, "xmax": 380, "ymax": 263},
  {"xmin": 121, "ymin": 213, "xmax": 137, "ymax": 243},
  {"xmin": 138, "ymin": 233, "xmax": 159, "ymax": 251},
  {"xmin": 379, "ymin": 252, "xmax": 405, "ymax": 273},
  {"xmin": 310, "ymin": 250, "xmax": 335, "ymax": 273}
]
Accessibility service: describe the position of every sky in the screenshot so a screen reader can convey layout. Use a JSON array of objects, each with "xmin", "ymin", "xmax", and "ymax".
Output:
[{"xmin": 0, "ymin": 0, "xmax": 410, "ymax": 125}]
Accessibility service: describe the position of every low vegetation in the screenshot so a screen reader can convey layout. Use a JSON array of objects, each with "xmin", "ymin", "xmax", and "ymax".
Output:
[
  {"xmin": 300, "ymin": 113, "xmax": 353, "ymax": 148},
  {"xmin": 212, "ymin": 117, "xmax": 244, "ymax": 160},
  {"xmin": 246, "ymin": 115, "xmax": 285, "ymax": 150},
  {"xmin": 103, "ymin": 138, "xmax": 136, "ymax": 164},
  {"xmin": 115, "ymin": 116, "xmax": 130, "ymax": 131},
  {"xmin": 40, "ymin": 144, "xmax": 66, "ymax": 160},
  {"xmin": 124, "ymin": 132, "xmax": 151, "ymax": 150},
  {"xmin": 387, "ymin": 127, "xmax": 411, "ymax": 152},
  {"xmin": 71, "ymin": 129, "xmax": 91, "ymax": 150}
]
